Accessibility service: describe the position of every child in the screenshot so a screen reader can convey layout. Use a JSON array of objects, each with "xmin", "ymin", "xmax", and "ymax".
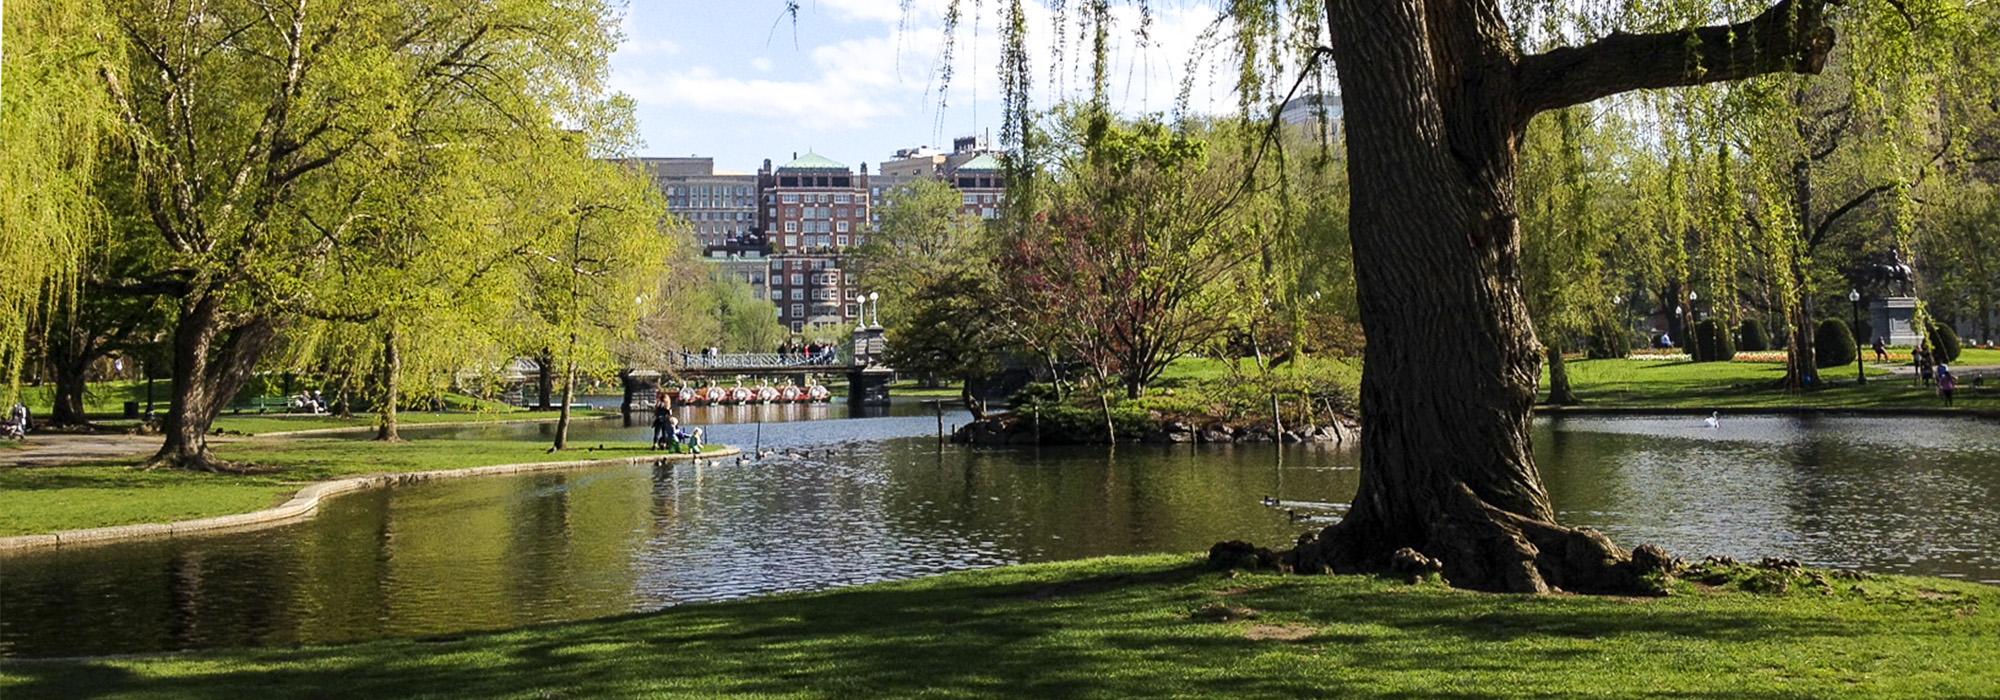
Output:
[{"xmin": 1938, "ymin": 365, "xmax": 1957, "ymax": 406}]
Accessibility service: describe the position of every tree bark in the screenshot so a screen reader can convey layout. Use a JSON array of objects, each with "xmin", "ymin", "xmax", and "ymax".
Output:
[
  {"xmin": 554, "ymin": 353, "xmax": 576, "ymax": 451},
  {"xmin": 152, "ymin": 291, "xmax": 275, "ymax": 471},
  {"xmin": 47, "ymin": 326, "xmax": 96, "ymax": 427},
  {"xmin": 1279, "ymin": 0, "xmax": 1834, "ymax": 593},
  {"xmin": 375, "ymin": 328, "xmax": 401, "ymax": 442},
  {"xmin": 535, "ymin": 349, "xmax": 556, "ymax": 410},
  {"xmin": 1546, "ymin": 344, "xmax": 1580, "ymax": 405},
  {"xmin": 1785, "ymin": 157, "xmax": 1821, "ymax": 388}
]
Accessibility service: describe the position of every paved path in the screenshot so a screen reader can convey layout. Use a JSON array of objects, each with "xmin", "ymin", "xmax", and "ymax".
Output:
[
  {"xmin": 1, "ymin": 433, "xmax": 171, "ymax": 467},
  {"xmin": 1877, "ymin": 363, "xmax": 2000, "ymax": 377}
]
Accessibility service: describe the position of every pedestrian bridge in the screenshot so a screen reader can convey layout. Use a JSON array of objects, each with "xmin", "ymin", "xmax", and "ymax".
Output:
[{"xmin": 668, "ymin": 352, "xmax": 848, "ymax": 373}]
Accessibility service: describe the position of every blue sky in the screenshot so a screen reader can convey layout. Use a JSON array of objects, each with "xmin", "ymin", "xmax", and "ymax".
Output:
[{"xmin": 609, "ymin": 1, "xmax": 1236, "ymax": 173}]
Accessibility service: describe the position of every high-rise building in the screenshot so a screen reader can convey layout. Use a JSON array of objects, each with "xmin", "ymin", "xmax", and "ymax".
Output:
[
  {"xmin": 626, "ymin": 157, "xmax": 760, "ymax": 249},
  {"xmin": 868, "ymin": 136, "xmax": 1004, "ymax": 229},
  {"xmin": 759, "ymin": 152, "xmax": 873, "ymax": 332}
]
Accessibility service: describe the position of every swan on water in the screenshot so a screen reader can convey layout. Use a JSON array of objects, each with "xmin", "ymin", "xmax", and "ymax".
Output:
[{"xmin": 1704, "ymin": 411, "xmax": 1720, "ymax": 429}]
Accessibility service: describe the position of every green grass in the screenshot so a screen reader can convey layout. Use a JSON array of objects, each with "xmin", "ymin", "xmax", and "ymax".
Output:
[
  {"xmin": 1551, "ymin": 358, "xmax": 1998, "ymax": 410},
  {"xmin": 0, "ymin": 437, "xmax": 729, "ymax": 536},
  {"xmin": 2, "ymin": 554, "xmax": 1993, "ymax": 698},
  {"xmin": 1156, "ymin": 355, "xmax": 1364, "ymax": 388}
]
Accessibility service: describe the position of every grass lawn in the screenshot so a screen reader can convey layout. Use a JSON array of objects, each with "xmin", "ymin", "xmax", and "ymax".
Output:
[
  {"xmin": 1550, "ymin": 358, "xmax": 1998, "ymax": 410},
  {"xmin": 0, "ymin": 437, "xmax": 729, "ymax": 536},
  {"xmin": 1156, "ymin": 355, "xmax": 1364, "ymax": 388},
  {"xmin": 210, "ymin": 408, "xmax": 603, "ymax": 436},
  {"xmin": 2, "ymin": 554, "xmax": 1993, "ymax": 698}
]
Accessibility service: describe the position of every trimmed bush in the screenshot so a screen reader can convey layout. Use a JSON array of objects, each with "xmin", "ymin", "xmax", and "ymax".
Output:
[
  {"xmin": 1929, "ymin": 323, "xmax": 1962, "ymax": 363},
  {"xmin": 1694, "ymin": 319, "xmax": 1735, "ymax": 362},
  {"xmin": 1814, "ymin": 318, "xmax": 1857, "ymax": 369},
  {"xmin": 1737, "ymin": 319, "xmax": 1770, "ymax": 352},
  {"xmin": 1585, "ymin": 316, "xmax": 1630, "ymax": 359}
]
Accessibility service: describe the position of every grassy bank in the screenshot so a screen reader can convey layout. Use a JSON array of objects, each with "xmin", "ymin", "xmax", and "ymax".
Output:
[
  {"xmin": 1549, "ymin": 358, "xmax": 1998, "ymax": 410},
  {"xmin": 209, "ymin": 408, "xmax": 602, "ymax": 436},
  {"xmin": 0, "ymin": 437, "xmax": 728, "ymax": 537},
  {"xmin": 3, "ymin": 554, "xmax": 1994, "ymax": 698}
]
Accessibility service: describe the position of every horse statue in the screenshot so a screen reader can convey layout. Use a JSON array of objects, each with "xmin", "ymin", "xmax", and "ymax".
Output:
[{"xmin": 1857, "ymin": 248, "xmax": 1917, "ymax": 298}]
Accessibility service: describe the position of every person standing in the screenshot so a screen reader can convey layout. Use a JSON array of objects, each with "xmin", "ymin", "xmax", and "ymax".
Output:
[
  {"xmin": 1937, "ymin": 364, "xmax": 1957, "ymax": 406},
  {"xmin": 1914, "ymin": 344, "xmax": 1932, "ymax": 385},
  {"xmin": 651, "ymin": 407, "xmax": 671, "ymax": 449}
]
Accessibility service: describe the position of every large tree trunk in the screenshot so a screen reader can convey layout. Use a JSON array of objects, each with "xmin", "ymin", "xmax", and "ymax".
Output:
[
  {"xmin": 1546, "ymin": 344, "xmax": 1580, "ymax": 405},
  {"xmin": 47, "ymin": 327, "xmax": 95, "ymax": 427},
  {"xmin": 152, "ymin": 292, "xmax": 275, "ymax": 471},
  {"xmin": 1272, "ymin": 0, "xmax": 1832, "ymax": 594},
  {"xmin": 375, "ymin": 328, "xmax": 402, "ymax": 442},
  {"xmin": 535, "ymin": 349, "xmax": 556, "ymax": 410},
  {"xmin": 1784, "ymin": 157, "xmax": 1820, "ymax": 389},
  {"xmin": 554, "ymin": 354, "xmax": 576, "ymax": 451}
]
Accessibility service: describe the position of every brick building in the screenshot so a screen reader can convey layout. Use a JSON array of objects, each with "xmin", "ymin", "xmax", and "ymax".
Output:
[{"xmin": 760, "ymin": 152, "xmax": 873, "ymax": 332}]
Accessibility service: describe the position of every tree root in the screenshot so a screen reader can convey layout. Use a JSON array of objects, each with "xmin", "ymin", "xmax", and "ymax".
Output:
[{"xmin": 1216, "ymin": 485, "xmax": 1680, "ymax": 596}]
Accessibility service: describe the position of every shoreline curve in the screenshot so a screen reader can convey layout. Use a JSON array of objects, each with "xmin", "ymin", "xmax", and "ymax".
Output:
[{"xmin": 0, "ymin": 446, "xmax": 740, "ymax": 553}]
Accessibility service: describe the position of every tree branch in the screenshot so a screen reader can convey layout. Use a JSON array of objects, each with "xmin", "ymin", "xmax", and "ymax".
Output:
[{"xmin": 1517, "ymin": 0, "xmax": 1837, "ymax": 118}]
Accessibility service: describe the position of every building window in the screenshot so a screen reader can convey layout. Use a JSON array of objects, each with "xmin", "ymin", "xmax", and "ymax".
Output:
[
  {"xmin": 962, "ymin": 194, "xmax": 978, "ymax": 205},
  {"xmin": 784, "ymin": 221, "xmax": 798, "ymax": 233},
  {"xmin": 836, "ymin": 235, "xmax": 849, "ymax": 246},
  {"xmin": 791, "ymin": 304, "xmax": 804, "ymax": 318},
  {"xmin": 790, "ymin": 322, "xmax": 803, "ymax": 333},
  {"xmin": 781, "ymin": 194, "xmax": 800, "ymax": 203},
  {"xmin": 846, "ymin": 304, "xmax": 859, "ymax": 317},
  {"xmin": 836, "ymin": 221, "xmax": 849, "ymax": 233},
  {"xmin": 791, "ymin": 273, "xmax": 803, "ymax": 285}
]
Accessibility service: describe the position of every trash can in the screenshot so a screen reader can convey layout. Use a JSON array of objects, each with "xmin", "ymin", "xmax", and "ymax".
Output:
[{"xmin": 124, "ymin": 401, "xmax": 141, "ymax": 419}]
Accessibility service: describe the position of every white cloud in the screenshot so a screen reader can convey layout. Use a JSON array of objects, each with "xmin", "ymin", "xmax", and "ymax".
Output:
[{"xmin": 611, "ymin": 2, "xmax": 1252, "ymax": 141}]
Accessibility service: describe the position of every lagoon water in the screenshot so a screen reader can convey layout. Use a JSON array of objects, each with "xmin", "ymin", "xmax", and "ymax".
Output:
[{"xmin": 3, "ymin": 407, "xmax": 1996, "ymax": 657}]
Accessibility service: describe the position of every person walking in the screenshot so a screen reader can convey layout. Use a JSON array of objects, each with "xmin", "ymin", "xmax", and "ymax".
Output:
[
  {"xmin": 1914, "ymin": 344, "xmax": 1932, "ymax": 385},
  {"xmin": 1872, "ymin": 336, "xmax": 1888, "ymax": 363}
]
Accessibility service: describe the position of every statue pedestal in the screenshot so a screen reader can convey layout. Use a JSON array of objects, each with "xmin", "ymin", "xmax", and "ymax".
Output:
[{"xmin": 1868, "ymin": 297, "xmax": 1922, "ymax": 346}]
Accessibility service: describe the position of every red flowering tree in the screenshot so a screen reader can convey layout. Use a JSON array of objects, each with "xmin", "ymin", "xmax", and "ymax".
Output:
[{"xmin": 998, "ymin": 117, "xmax": 1255, "ymax": 406}]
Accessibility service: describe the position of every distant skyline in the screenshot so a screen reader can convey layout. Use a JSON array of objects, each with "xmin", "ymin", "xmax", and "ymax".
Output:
[{"xmin": 609, "ymin": 1, "xmax": 1244, "ymax": 173}]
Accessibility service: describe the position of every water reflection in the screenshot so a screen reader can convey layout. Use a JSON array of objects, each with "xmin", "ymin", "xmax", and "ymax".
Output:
[{"xmin": 2, "ymin": 412, "xmax": 1995, "ymax": 658}]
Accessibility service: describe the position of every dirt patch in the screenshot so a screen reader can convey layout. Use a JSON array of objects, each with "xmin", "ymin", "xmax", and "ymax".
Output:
[
  {"xmin": 1244, "ymin": 624, "xmax": 1315, "ymax": 641},
  {"xmin": 1190, "ymin": 603, "xmax": 1258, "ymax": 623}
]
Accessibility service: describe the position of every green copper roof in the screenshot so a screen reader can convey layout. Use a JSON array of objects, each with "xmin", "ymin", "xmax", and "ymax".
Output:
[
  {"xmin": 957, "ymin": 153, "xmax": 1002, "ymax": 171},
  {"xmin": 781, "ymin": 151, "xmax": 847, "ymax": 170}
]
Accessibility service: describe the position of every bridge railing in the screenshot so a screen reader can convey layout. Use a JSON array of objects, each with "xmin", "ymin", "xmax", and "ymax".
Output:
[{"xmin": 670, "ymin": 351, "xmax": 847, "ymax": 369}]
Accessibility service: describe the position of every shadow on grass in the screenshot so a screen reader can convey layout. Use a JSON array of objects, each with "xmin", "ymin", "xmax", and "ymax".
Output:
[{"xmin": 0, "ymin": 560, "xmax": 1929, "ymax": 699}]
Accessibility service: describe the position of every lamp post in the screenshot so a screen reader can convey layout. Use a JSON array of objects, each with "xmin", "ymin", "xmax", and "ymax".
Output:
[
  {"xmin": 868, "ymin": 291, "xmax": 881, "ymax": 328},
  {"xmin": 855, "ymin": 290, "xmax": 869, "ymax": 332},
  {"xmin": 1849, "ymin": 289, "xmax": 1866, "ymax": 384}
]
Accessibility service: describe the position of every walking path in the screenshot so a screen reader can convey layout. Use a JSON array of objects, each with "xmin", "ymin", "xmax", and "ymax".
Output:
[{"xmin": 0, "ymin": 433, "xmax": 199, "ymax": 467}]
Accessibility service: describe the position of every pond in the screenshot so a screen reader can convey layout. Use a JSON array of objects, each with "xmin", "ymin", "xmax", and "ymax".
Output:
[{"xmin": 2, "ymin": 409, "xmax": 1995, "ymax": 658}]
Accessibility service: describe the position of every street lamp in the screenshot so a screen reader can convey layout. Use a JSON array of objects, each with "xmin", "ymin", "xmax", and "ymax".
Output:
[
  {"xmin": 868, "ymin": 291, "xmax": 881, "ymax": 327},
  {"xmin": 1849, "ymin": 289, "xmax": 1866, "ymax": 384},
  {"xmin": 855, "ymin": 290, "xmax": 869, "ymax": 332}
]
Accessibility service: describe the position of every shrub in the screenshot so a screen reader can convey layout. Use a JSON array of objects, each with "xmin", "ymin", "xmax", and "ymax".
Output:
[
  {"xmin": 1584, "ymin": 316, "xmax": 1630, "ymax": 359},
  {"xmin": 1814, "ymin": 318, "xmax": 1857, "ymax": 369},
  {"xmin": 1737, "ymin": 319, "xmax": 1770, "ymax": 352},
  {"xmin": 1929, "ymin": 323, "xmax": 1962, "ymax": 363},
  {"xmin": 1694, "ymin": 319, "xmax": 1735, "ymax": 362}
]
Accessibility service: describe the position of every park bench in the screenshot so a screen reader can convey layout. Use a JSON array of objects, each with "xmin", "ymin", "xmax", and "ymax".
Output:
[{"xmin": 229, "ymin": 396, "xmax": 293, "ymax": 414}]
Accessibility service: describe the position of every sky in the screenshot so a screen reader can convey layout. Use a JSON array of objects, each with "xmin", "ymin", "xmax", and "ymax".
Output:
[{"xmin": 609, "ymin": 0, "xmax": 1244, "ymax": 173}]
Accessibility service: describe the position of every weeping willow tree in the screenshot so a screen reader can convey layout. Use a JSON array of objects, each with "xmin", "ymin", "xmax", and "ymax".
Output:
[
  {"xmin": 1520, "ymin": 105, "xmax": 1632, "ymax": 404},
  {"xmin": 0, "ymin": 0, "xmax": 119, "ymax": 401},
  {"xmin": 102, "ymin": 0, "xmax": 622, "ymax": 470},
  {"xmin": 936, "ymin": 0, "xmax": 1941, "ymax": 593}
]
